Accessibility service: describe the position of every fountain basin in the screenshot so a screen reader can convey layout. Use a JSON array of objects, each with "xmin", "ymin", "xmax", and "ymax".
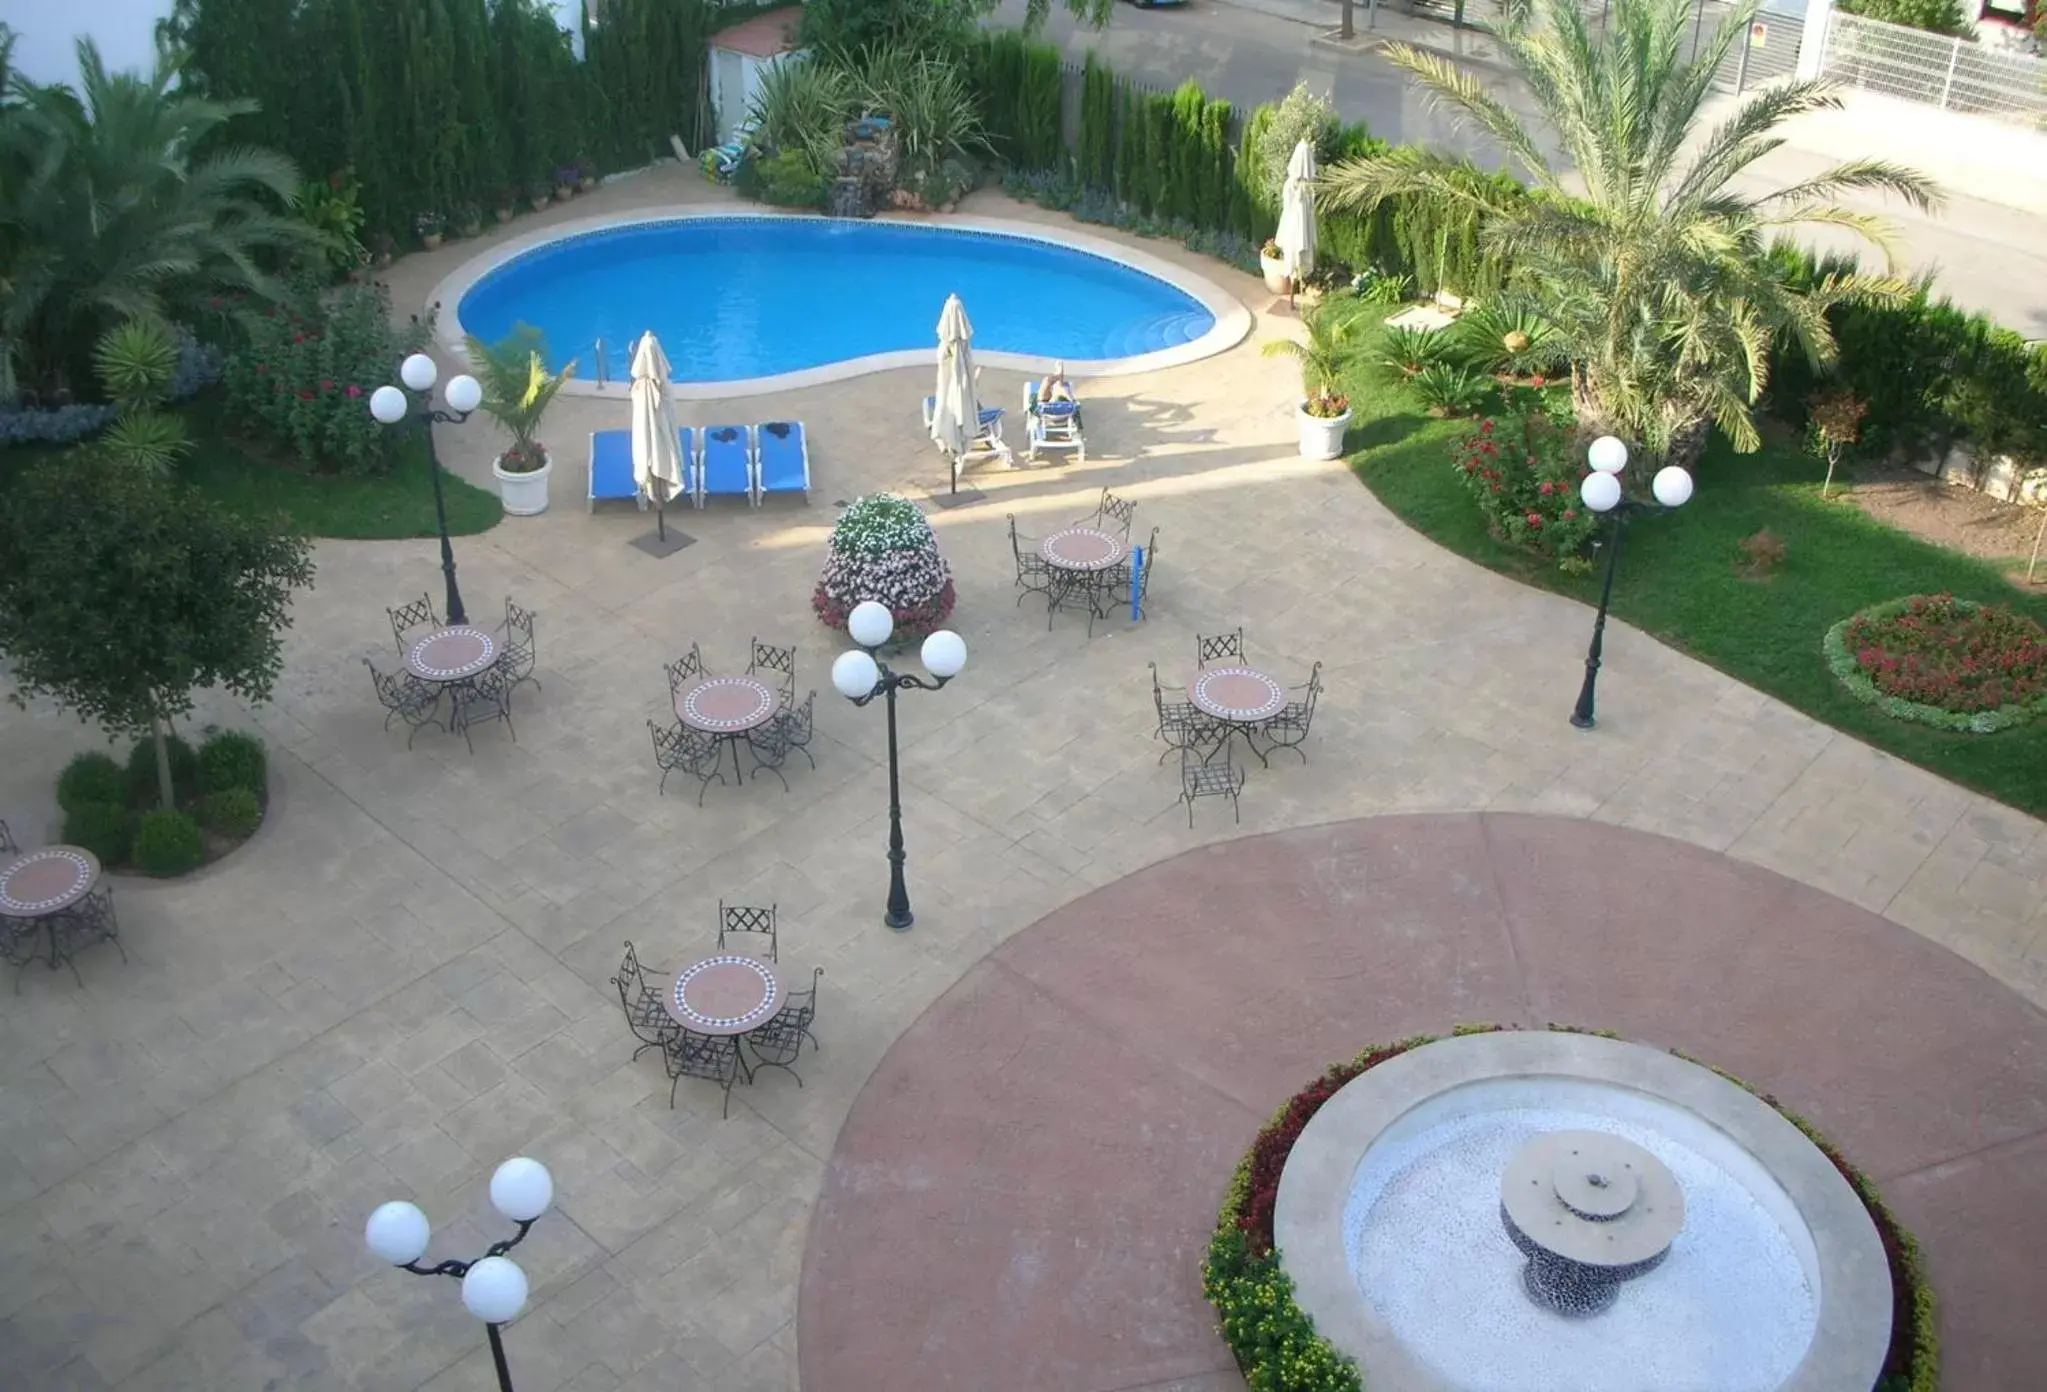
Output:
[{"xmin": 1273, "ymin": 1033, "xmax": 1893, "ymax": 1392}]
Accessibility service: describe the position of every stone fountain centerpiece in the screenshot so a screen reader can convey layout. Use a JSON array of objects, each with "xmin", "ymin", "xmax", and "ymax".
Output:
[{"xmin": 1499, "ymin": 1130, "xmax": 1684, "ymax": 1316}]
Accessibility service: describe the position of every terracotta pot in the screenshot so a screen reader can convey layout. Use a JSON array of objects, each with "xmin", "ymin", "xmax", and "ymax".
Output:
[
  {"xmin": 554, "ymin": 185, "xmax": 574, "ymax": 202},
  {"xmin": 494, "ymin": 207, "xmax": 514, "ymax": 224},
  {"xmin": 529, "ymin": 195, "xmax": 550, "ymax": 212},
  {"xmin": 580, "ymin": 176, "xmax": 598, "ymax": 192},
  {"xmin": 421, "ymin": 233, "xmax": 443, "ymax": 250},
  {"xmin": 456, "ymin": 222, "xmax": 481, "ymax": 239}
]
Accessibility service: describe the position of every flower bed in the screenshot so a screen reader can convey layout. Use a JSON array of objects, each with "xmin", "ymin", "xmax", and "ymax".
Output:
[
  {"xmin": 1204, "ymin": 1025, "xmax": 1939, "ymax": 1392},
  {"xmin": 1825, "ymin": 593, "xmax": 2047, "ymax": 734},
  {"xmin": 813, "ymin": 494, "xmax": 957, "ymax": 639}
]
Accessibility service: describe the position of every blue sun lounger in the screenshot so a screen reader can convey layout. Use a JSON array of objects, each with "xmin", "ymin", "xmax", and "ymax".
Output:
[
  {"xmin": 588, "ymin": 428, "xmax": 696, "ymax": 512},
  {"xmin": 698, "ymin": 424, "xmax": 759, "ymax": 507},
  {"xmin": 756, "ymin": 420, "xmax": 811, "ymax": 502}
]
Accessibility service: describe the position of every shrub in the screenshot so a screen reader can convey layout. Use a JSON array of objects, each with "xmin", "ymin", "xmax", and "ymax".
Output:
[
  {"xmin": 756, "ymin": 149, "xmax": 828, "ymax": 208},
  {"xmin": 62, "ymin": 802, "xmax": 136, "ymax": 865},
  {"xmin": 1826, "ymin": 594, "xmax": 2047, "ymax": 732},
  {"xmin": 133, "ymin": 809, "xmax": 206, "ymax": 877},
  {"xmin": 222, "ymin": 279, "xmax": 430, "ymax": 475},
  {"xmin": 199, "ymin": 730, "xmax": 268, "ymax": 794},
  {"xmin": 812, "ymin": 493, "xmax": 957, "ymax": 637},
  {"xmin": 57, "ymin": 753, "xmax": 127, "ymax": 813},
  {"xmin": 198, "ymin": 787, "xmax": 264, "ymax": 840},
  {"xmin": 1449, "ymin": 301, "xmax": 1567, "ymax": 378},
  {"xmin": 126, "ymin": 734, "xmax": 199, "ymax": 806},
  {"xmin": 1369, "ymin": 323, "xmax": 1456, "ymax": 381},
  {"xmin": 1252, "ymin": 82, "xmax": 1338, "ymax": 204},
  {"xmin": 1452, "ymin": 414, "xmax": 1601, "ymax": 566},
  {"xmin": 1411, "ymin": 363, "xmax": 1492, "ymax": 418},
  {"xmin": 747, "ymin": 57, "xmax": 856, "ymax": 180},
  {"xmin": 1839, "ymin": 0, "xmax": 1969, "ymax": 33}
]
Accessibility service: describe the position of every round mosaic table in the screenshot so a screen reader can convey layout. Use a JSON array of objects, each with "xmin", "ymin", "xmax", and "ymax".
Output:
[
  {"xmin": 1189, "ymin": 667, "xmax": 1287, "ymax": 723},
  {"xmin": 1039, "ymin": 527, "xmax": 1126, "ymax": 573},
  {"xmin": 0, "ymin": 847, "xmax": 101, "ymax": 918},
  {"xmin": 675, "ymin": 675, "xmax": 780, "ymax": 734},
  {"xmin": 665, "ymin": 954, "xmax": 786, "ymax": 1036},
  {"xmin": 405, "ymin": 626, "xmax": 499, "ymax": 683}
]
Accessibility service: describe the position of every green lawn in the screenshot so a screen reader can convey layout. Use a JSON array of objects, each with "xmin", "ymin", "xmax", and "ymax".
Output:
[
  {"xmin": 0, "ymin": 395, "xmax": 501, "ymax": 541},
  {"xmin": 1347, "ymin": 385, "xmax": 2047, "ymax": 819}
]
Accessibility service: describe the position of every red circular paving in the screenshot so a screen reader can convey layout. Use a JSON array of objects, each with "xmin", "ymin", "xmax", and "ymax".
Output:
[{"xmin": 799, "ymin": 814, "xmax": 2047, "ymax": 1392}]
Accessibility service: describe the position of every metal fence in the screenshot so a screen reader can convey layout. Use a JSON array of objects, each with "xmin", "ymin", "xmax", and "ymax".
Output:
[
  {"xmin": 1392, "ymin": 0, "xmax": 1802, "ymax": 93},
  {"xmin": 1821, "ymin": 10, "xmax": 2047, "ymax": 124}
]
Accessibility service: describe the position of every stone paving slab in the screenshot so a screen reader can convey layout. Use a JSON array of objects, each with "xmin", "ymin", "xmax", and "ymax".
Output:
[
  {"xmin": 800, "ymin": 815, "xmax": 2047, "ymax": 1390},
  {"xmin": 0, "ymin": 169, "xmax": 2044, "ymax": 1387}
]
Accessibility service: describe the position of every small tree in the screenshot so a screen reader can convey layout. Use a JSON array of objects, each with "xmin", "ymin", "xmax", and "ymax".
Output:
[
  {"xmin": 1809, "ymin": 389, "xmax": 1868, "ymax": 498},
  {"xmin": 0, "ymin": 456, "xmax": 315, "ymax": 810}
]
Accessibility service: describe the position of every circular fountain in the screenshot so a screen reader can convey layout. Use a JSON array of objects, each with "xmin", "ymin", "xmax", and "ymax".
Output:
[{"xmin": 1273, "ymin": 1033, "xmax": 1894, "ymax": 1392}]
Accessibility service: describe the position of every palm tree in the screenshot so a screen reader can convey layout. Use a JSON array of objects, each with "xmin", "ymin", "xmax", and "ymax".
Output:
[
  {"xmin": 1318, "ymin": 0, "xmax": 1940, "ymax": 464},
  {"xmin": 1262, "ymin": 299, "xmax": 1374, "ymax": 416},
  {"xmin": 0, "ymin": 36, "xmax": 313, "ymax": 399}
]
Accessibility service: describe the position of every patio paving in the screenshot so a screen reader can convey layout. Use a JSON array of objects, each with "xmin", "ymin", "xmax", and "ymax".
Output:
[{"xmin": 0, "ymin": 168, "xmax": 2045, "ymax": 1390}]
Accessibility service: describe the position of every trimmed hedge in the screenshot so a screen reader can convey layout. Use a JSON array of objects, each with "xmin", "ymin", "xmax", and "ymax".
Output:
[
  {"xmin": 1205, "ymin": 1025, "xmax": 1939, "ymax": 1392},
  {"xmin": 56, "ymin": 753, "xmax": 127, "ymax": 815},
  {"xmin": 126, "ymin": 735, "xmax": 199, "ymax": 807},
  {"xmin": 199, "ymin": 729, "xmax": 269, "ymax": 795},
  {"xmin": 61, "ymin": 802, "xmax": 138, "ymax": 865},
  {"xmin": 199, "ymin": 787, "xmax": 264, "ymax": 840},
  {"xmin": 133, "ymin": 810, "xmax": 206, "ymax": 878}
]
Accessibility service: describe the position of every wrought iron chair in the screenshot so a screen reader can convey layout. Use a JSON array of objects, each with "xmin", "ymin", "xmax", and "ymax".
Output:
[
  {"xmin": 747, "ymin": 638, "xmax": 797, "ymax": 708},
  {"xmin": 744, "ymin": 966, "xmax": 824, "ymax": 1085},
  {"xmin": 449, "ymin": 665, "xmax": 517, "ymax": 753},
  {"xmin": 1182, "ymin": 743, "xmax": 1246, "ymax": 827},
  {"xmin": 664, "ymin": 644, "xmax": 706, "ymax": 697},
  {"xmin": 0, "ymin": 819, "xmax": 16, "ymax": 857},
  {"xmin": 649, "ymin": 720, "xmax": 726, "ymax": 804},
  {"xmin": 1105, "ymin": 528, "xmax": 1159, "ymax": 622},
  {"xmin": 744, "ymin": 718, "xmax": 795, "ymax": 792},
  {"xmin": 1150, "ymin": 662, "xmax": 1221, "ymax": 766},
  {"xmin": 0, "ymin": 917, "xmax": 42, "ymax": 990},
  {"xmin": 497, "ymin": 598, "xmax": 540, "ymax": 696},
  {"xmin": 1008, "ymin": 513, "xmax": 1053, "ymax": 606},
  {"xmin": 387, "ymin": 593, "xmax": 440, "ymax": 654},
  {"xmin": 1196, "ymin": 627, "xmax": 1246, "ymax": 669},
  {"xmin": 612, "ymin": 941, "xmax": 679, "ymax": 1061},
  {"xmin": 364, "ymin": 658, "xmax": 445, "ymax": 748},
  {"xmin": 43, "ymin": 884, "xmax": 124, "ymax": 990},
  {"xmin": 718, "ymin": 901, "xmax": 778, "ymax": 961},
  {"xmin": 1075, "ymin": 487, "xmax": 1137, "ymax": 539},
  {"xmin": 1253, "ymin": 661, "xmax": 1324, "ymax": 766},
  {"xmin": 774, "ymin": 691, "xmax": 817, "ymax": 770},
  {"xmin": 663, "ymin": 1027, "xmax": 748, "ymax": 1117}
]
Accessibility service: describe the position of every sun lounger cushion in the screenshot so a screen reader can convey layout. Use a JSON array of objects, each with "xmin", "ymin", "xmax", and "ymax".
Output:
[
  {"xmin": 700, "ymin": 425, "xmax": 755, "ymax": 504},
  {"xmin": 588, "ymin": 430, "xmax": 637, "ymax": 512},
  {"xmin": 757, "ymin": 421, "xmax": 809, "ymax": 499}
]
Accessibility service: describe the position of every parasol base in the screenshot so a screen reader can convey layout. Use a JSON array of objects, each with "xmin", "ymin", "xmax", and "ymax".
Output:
[{"xmin": 630, "ymin": 529, "xmax": 694, "ymax": 557}]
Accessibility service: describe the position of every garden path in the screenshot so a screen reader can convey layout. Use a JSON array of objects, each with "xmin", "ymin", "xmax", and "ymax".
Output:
[{"xmin": 0, "ymin": 172, "xmax": 2044, "ymax": 1390}]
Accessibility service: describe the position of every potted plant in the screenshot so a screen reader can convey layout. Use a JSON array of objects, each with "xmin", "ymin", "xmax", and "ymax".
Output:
[
  {"xmin": 1259, "ymin": 238, "xmax": 1290, "ymax": 294},
  {"xmin": 464, "ymin": 326, "xmax": 574, "ymax": 515},
  {"xmin": 1261, "ymin": 300, "xmax": 1365, "ymax": 461},
  {"xmin": 492, "ymin": 188, "xmax": 517, "ymax": 223},
  {"xmin": 553, "ymin": 165, "xmax": 579, "ymax": 201},
  {"xmin": 369, "ymin": 230, "xmax": 396, "ymax": 270},
  {"xmin": 414, "ymin": 210, "xmax": 446, "ymax": 250},
  {"xmin": 576, "ymin": 156, "xmax": 599, "ymax": 193},
  {"xmin": 527, "ymin": 177, "xmax": 552, "ymax": 213},
  {"xmin": 452, "ymin": 201, "xmax": 482, "ymax": 238}
]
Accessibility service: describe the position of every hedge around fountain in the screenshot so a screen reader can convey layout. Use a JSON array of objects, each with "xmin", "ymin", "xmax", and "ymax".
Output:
[{"xmin": 1202, "ymin": 1025, "xmax": 1940, "ymax": 1392}]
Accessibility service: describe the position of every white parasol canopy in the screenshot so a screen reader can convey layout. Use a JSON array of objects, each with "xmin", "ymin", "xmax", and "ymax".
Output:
[
  {"xmin": 932, "ymin": 294, "xmax": 978, "ymax": 468},
  {"xmin": 1276, "ymin": 139, "xmax": 1318, "ymax": 286},
  {"xmin": 630, "ymin": 331, "xmax": 684, "ymax": 515}
]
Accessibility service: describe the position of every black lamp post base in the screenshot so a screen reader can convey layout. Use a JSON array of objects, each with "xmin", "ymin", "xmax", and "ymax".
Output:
[
  {"xmin": 884, "ymin": 908, "xmax": 914, "ymax": 932},
  {"xmin": 1570, "ymin": 711, "xmax": 1596, "ymax": 730}
]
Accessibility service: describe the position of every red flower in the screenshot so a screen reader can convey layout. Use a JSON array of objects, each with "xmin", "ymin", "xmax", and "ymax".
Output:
[
  {"xmin": 1539, "ymin": 481, "xmax": 1554, "ymax": 495},
  {"xmin": 1480, "ymin": 419, "xmax": 1495, "ymax": 434},
  {"xmin": 1526, "ymin": 512, "xmax": 1543, "ymax": 527},
  {"xmin": 297, "ymin": 390, "xmax": 316, "ymax": 400},
  {"xmin": 1529, "ymin": 375, "xmax": 1547, "ymax": 388},
  {"xmin": 255, "ymin": 363, "xmax": 269, "ymax": 374},
  {"xmin": 293, "ymin": 333, "xmax": 306, "ymax": 344},
  {"xmin": 346, "ymin": 384, "xmax": 363, "ymax": 399},
  {"xmin": 1562, "ymin": 509, "xmax": 1578, "ymax": 520},
  {"xmin": 319, "ymin": 378, "xmax": 336, "ymax": 392}
]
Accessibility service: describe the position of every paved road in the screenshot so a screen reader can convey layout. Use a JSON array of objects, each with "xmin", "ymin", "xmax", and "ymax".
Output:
[{"xmin": 996, "ymin": 0, "xmax": 2047, "ymax": 334}]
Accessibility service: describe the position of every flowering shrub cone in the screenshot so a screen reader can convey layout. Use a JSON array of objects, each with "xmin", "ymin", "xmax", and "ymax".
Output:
[
  {"xmin": 813, "ymin": 494, "xmax": 957, "ymax": 638},
  {"xmin": 1452, "ymin": 413, "xmax": 1599, "ymax": 565}
]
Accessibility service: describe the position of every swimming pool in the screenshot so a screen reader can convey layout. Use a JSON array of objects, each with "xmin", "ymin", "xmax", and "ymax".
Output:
[{"xmin": 446, "ymin": 214, "xmax": 1240, "ymax": 394}]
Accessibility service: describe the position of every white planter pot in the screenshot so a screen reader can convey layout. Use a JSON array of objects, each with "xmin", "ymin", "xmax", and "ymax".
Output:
[
  {"xmin": 492, "ymin": 450, "xmax": 552, "ymax": 515},
  {"xmin": 1296, "ymin": 405, "xmax": 1352, "ymax": 461},
  {"xmin": 1260, "ymin": 254, "xmax": 1291, "ymax": 294}
]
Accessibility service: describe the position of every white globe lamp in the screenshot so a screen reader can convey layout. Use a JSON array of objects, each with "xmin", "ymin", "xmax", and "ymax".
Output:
[
  {"xmin": 1652, "ymin": 465, "xmax": 1695, "ymax": 509},
  {"xmin": 365, "ymin": 1201, "xmax": 432, "ymax": 1266},
  {"xmin": 847, "ymin": 601, "xmax": 894, "ymax": 650},
  {"xmin": 369, "ymin": 385, "xmax": 410, "ymax": 426},
  {"xmin": 832, "ymin": 649, "xmax": 880, "ymax": 701},
  {"xmin": 489, "ymin": 1158, "xmax": 554, "ymax": 1223},
  {"xmin": 461, "ymin": 1255, "xmax": 529, "ymax": 1324},
  {"xmin": 1580, "ymin": 470, "xmax": 1624, "ymax": 513},
  {"xmin": 1587, "ymin": 435, "xmax": 1629, "ymax": 474},
  {"xmin": 445, "ymin": 373, "xmax": 483, "ymax": 416},
  {"xmin": 920, "ymin": 630, "xmax": 967, "ymax": 680},
  {"xmin": 400, "ymin": 353, "xmax": 438, "ymax": 392}
]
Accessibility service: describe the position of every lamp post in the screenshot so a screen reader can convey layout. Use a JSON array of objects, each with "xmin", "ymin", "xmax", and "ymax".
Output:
[
  {"xmin": 370, "ymin": 353, "xmax": 483, "ymax": 626},
  {"xmin": 364, "ymin": 1156, "xmax": 553, "ymax": 1392},
  {"xmin": 1569, "ymin": 435, "xmax": 1694, "ymax": 730},
  {"xmin": 830, "ymin": 601, "xmax": 967, "ymax": 932}
]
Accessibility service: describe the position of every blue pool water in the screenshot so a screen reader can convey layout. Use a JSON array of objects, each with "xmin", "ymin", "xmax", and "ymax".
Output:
[{"xmin": 456, "ymin": 217, "xmax": 1217, "ymax": 384}]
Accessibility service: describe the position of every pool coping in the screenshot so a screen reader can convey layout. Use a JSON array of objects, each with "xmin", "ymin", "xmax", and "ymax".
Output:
[{"xmin": 421, "ymin": 207, "xmax": 1253, "ymax": 401}]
